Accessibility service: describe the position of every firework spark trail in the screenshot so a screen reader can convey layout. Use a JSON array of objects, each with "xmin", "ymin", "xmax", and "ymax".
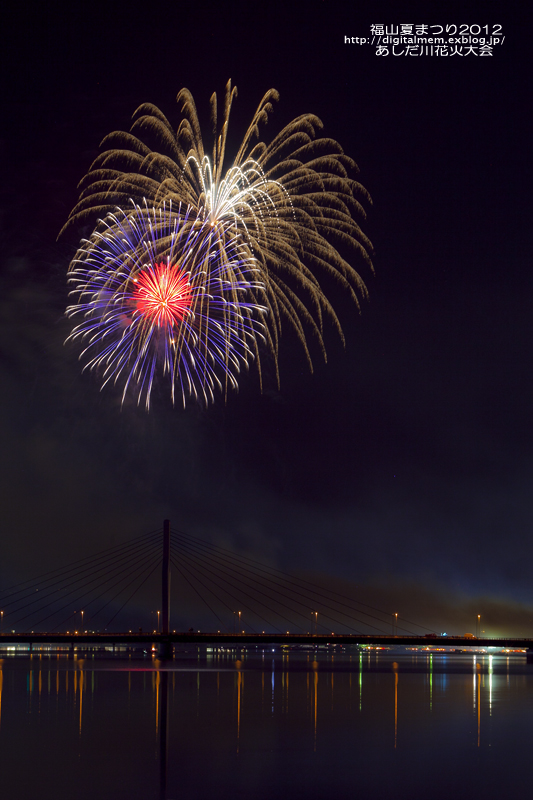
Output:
[
  {"xmin": 63, "ymin": 81, "xmax": 373, "ymax": 407},
  {"xmin": 66, "ymin": 201, "xmax": 267, "ymax": 408}
]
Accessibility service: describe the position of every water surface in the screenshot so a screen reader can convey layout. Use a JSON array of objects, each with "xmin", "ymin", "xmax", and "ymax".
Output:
[{"xmin": 0, "ymin": 649, "xmax": 531, "ymax": 799}]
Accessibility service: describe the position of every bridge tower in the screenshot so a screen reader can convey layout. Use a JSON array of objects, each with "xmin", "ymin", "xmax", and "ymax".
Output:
[{"xmin": 160, "ymin": 519, "xmax": 172, "ymax": 658}]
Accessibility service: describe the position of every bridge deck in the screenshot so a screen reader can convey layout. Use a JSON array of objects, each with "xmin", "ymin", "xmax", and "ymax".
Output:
[{"xmin": 0, "ymin": 632, "xmax": 532, "ymax": 649}]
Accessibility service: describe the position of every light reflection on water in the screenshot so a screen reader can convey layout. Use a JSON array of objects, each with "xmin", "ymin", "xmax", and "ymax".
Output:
[{"xmin": 0, "ymin": 650, "xmax": 532, "ymax": 799}]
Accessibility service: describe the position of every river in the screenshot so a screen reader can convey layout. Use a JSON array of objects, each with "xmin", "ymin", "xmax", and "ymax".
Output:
[{"xmin": 0, "ymin": 649, "xmax": 531, "ymax": 799}]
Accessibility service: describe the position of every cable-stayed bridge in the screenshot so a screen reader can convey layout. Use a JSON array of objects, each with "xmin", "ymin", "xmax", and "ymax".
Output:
[{"xmin": 1, "ymin": 521, "xmax": 532, "ymax": 655}]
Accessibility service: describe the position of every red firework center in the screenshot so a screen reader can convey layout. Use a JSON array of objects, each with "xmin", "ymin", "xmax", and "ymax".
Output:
[{"xmin": 134, "ymin": 262, "xmax": 193, "ymax": 327}]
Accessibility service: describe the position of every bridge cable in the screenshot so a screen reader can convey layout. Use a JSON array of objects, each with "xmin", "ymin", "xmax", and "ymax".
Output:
[
  {"xmin": 7, "ymin": 536, "xmax": 162, "ymax": 627},
  {"xmin": 0, "ymin": 533, "xmax": 161, "ymax": 613},
  {"xmin": 50, "ymin": 550, "xmax": 162, "ymax": 632},
  {"xmin": 0, "ymin": 529, "xmax": 161, "ymax": 603},
  {"xmin": 171, "ymin": 527, "xmax": 420, "ymax": 634},
  {"xmin": 11, "ymin": 540, "xmax": 162, "ymax": 630},
  {"xmin": 171, "ymin": 537, "xmax": 358, "ymax": 634},
  {"xmin": 171, "ymin": 544, "xmax": 286, "ymax": 633},
  {"xmin": 105, "ymin": 557, "xmax": 163, "ymax": 629},
  {"xmin": 171, "ymin": 531, "xmax": 375, "ymax": 634},
  {"xmin": 170, "ymin": 557, "xmax": 227, "ymax": 631}
]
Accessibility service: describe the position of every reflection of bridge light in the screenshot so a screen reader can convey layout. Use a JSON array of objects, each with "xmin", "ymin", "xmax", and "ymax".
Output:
[
  {"xmin": 489, "ymin": 654, "xmax": 493, "ymax": 714},
  {"xmin": 473, "ymin": 656, "xmax": 477, "ymax": 710},
  {"xmin": 394, "ymin": 666, "xmax": 398, "ymax": 748},
  {"xmin": 476, "ymin": 660, "xmax": 481, "ymax": 746},
  {"xmin": 429, "ymin": 654, "xmax": 433, "ymax": 712},
  {"xmin": 359, "ymin": 653, "xmax": 362, "ymax": 711}
]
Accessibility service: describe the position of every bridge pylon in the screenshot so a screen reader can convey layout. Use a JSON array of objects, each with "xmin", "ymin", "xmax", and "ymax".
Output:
[{"xmin": 159, "ymin": 519, "xmax": 173, "ymax": 659}]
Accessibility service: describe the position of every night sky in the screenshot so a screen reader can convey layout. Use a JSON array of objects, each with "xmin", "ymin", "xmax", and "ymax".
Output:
[{"xmin": 1, "ymin": 1, "xmax": 530, "ymax": 635}]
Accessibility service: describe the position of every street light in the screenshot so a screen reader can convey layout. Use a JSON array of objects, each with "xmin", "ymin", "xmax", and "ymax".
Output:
[
  {"xmin": 477, "ymin": 615, "xmax": 481, "ymax": 638},
  {"xmin": 157, "ymin": 610, "xmax": 160, "ymax": 633},
  {"xmin": 1, "ymin": 610, "xmax": 3, "ymax": 634},
  {"xmin": 238, "ymin": 611, "xmax": 241, "ymax": 633}
]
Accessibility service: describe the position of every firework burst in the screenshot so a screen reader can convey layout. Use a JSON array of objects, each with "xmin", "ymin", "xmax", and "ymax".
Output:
[
  {"xmin": 66, "ymin": 201, "xmax": 267, "ymax": 408},
  {"xmin": 63, "ymin": 81, "xmax": 373, "ymax": 396}
]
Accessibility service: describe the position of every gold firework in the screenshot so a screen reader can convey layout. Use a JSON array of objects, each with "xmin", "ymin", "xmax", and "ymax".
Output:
[{"xmin": 62, "ymin": 80, "xmax": 373, "ymax": 381}]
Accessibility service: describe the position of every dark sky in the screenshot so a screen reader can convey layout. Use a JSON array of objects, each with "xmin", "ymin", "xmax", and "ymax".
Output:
[{"xmin": 1, "ymin": 1, "xmax": 530, "ymax": 635}]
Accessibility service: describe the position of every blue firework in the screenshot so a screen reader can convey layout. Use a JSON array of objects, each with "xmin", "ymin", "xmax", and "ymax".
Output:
[{"xmin": 66, "ymin": 201, "xmax": 268, "ymax": 408}]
